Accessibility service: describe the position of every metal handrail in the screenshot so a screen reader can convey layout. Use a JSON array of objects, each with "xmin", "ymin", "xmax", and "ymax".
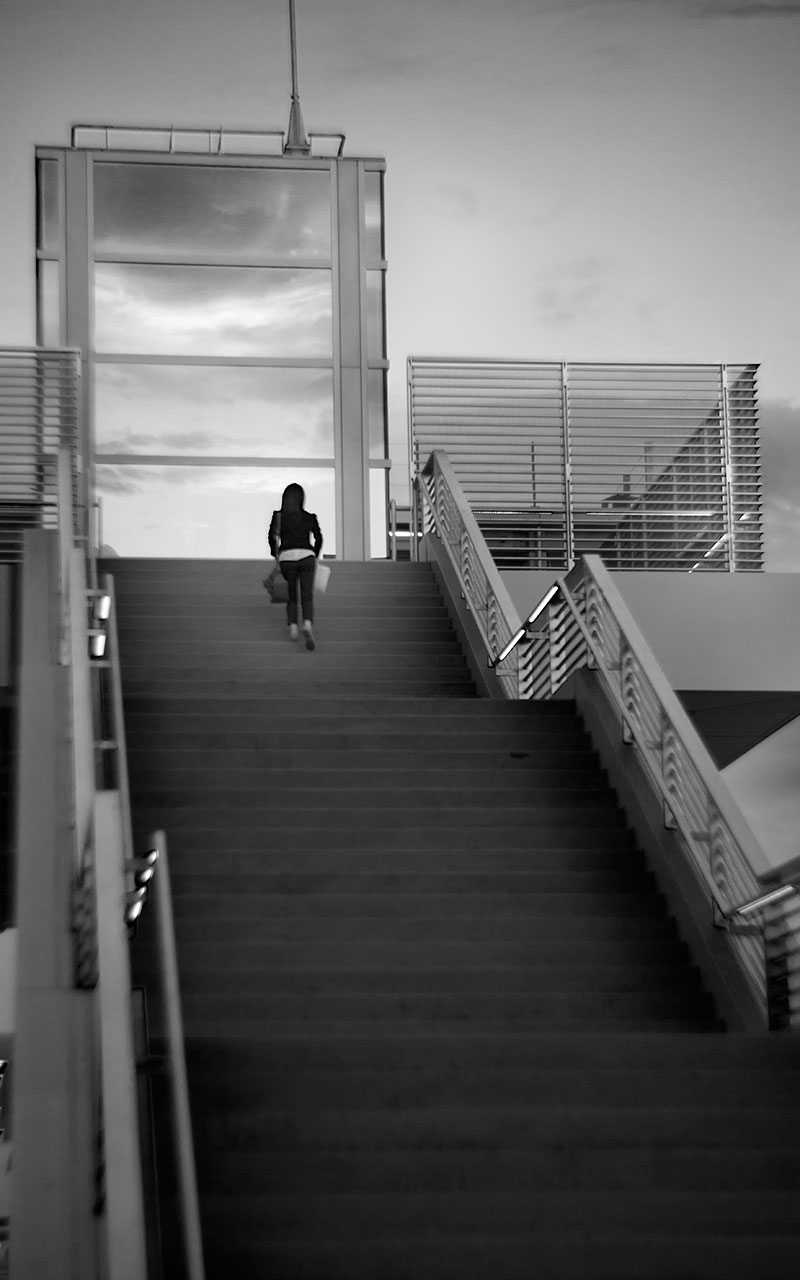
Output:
[
  {"xmin": 149, "ymin": 830, "xmax": 206, "ymax": 1280},
  {"xmin": 101, "ymin": 582, "xmax": 205, "ymax": 1278},
  {"xmin": 418, "ymin": 451, "xmax": 523, "ymax": 699},
  {"xmin": 418, "ymin": 449, "xmax": 800, "ymax": 1029}
]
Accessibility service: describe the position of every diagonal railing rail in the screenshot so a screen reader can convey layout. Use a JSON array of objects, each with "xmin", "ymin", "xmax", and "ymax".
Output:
[
  {"xmin": 418, "ymin": 448, "xmax": 800, "ymax": 1030},
  {"xmin": 418, "ymin": 452, "xmax": 524, "ymax": 700}
]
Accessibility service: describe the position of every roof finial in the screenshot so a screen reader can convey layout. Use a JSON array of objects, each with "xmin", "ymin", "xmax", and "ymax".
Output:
[{"xmin": 285, "ymin": 0, "xmax": 311, "ymax": 155}]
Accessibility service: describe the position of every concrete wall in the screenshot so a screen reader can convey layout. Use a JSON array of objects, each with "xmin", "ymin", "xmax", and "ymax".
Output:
[{"xmin": 501, "ymin": 570, "xmax": 800, "ymax": 692}]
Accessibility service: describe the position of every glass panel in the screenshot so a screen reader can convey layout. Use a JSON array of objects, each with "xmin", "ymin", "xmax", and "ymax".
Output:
[
  {"xmin": 366, "ymin": 271, "xmax": 385, "ymax": 361},
  {"xmin": 370, "ymin": 467, "xmax": 388, "ymax": 559},
  {"xmin": 37, "ymin": 261, "xmax": 61, "ymax": 346},
  {"xmin": 94, "ymin": 264, "xmax": 333, "ymax": 357},
  {"xmin": 37, "ymin": 158, "xmax": 60, "ymax": 253},
  {"xmin": 96, "ymin": 463, "xmax": 336, "ymax": 558},
  {"xmin": 363, "ymin": 171, "xmax": 384, "ymax": 261},
  {"xmin": 367, "ymin": 369, "xmax": 387, "ymax": 459},
  {"xmin": 95, "ymin": 364, "xmax": 334, "ymax": 457},
  {"xmin": 93, "ymin": 163, "xmax": 331, "ymax": 261}
]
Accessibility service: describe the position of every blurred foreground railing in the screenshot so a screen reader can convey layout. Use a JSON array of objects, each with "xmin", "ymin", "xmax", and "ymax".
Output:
[{"xmin": 88, "ymin": 578, "xmax": 205, "ymax": 1279}]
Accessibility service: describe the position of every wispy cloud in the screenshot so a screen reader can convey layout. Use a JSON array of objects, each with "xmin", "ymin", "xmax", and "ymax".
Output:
[
  {"xmin": 531, "ymin": 255, "xmax": 608, "ymax": 329},
  {"xmin": 687, "ymin": 1, "xmax": 800, "ymax": 16},
  {"xmin": 541, "ymin": 0, "xmax": 800, "ymax": 17}
]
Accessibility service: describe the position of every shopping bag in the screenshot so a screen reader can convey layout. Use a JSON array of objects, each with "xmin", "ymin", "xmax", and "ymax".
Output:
[
  {"xmin": 263, "ymin": 564, "xmax": 288, "ymax": 604},
  {"xmin": 315, "ymin": 562, "xmax": 331, "ymax": 594}
]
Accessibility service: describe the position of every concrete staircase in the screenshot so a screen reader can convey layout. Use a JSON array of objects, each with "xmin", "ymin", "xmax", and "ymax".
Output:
[{"xmin": 111, "ymin": 558, "xmax": 800, "ymax": 1280}]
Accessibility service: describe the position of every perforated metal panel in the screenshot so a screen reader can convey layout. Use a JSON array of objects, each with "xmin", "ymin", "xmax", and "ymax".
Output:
[
  {"xmin": 409, "ymin": 359, "xmax": 762, "ymax": 572},
  {"xmin": 0, "ymin": 348, "xmax": 81, "ymax": 562}
]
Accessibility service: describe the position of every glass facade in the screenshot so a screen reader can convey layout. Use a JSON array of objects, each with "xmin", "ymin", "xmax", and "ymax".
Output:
[
  {"xmin": 93, "ymin": 163, "xmax": 332, "ymax": 260},
  {"xmin": 94, "ymin": 264, "xmax": 333, "ymax": 357},
  {"xmin": 96, "ymin": 463, "xmax": 336, "ymax": 559},
  {"xmin": 94, "ymin": 364, "xmax": 335, "ymax": 458},
  {"xmin": 35, "ymin": 147, "xmax": 388, "ymax": 558}
]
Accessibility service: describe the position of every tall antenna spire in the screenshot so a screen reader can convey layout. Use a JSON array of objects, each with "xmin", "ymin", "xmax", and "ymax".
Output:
[{"xmin": 285, "ymin": 0, "xmax": 311, "ymax": 155}]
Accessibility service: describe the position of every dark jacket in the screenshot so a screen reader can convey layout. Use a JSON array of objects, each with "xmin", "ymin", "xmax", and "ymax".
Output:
[{"xmin": 268, "ymin": 509, "xmax": 323, "ymax": 559}]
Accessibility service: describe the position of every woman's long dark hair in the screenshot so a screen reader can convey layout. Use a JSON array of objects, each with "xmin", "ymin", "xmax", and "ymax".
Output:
[{"xmin": 280, "ymin": 483, "xmax": 305, "ymax": 515}]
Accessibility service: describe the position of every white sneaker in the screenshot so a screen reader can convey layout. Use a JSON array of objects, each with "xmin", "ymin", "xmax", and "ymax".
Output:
[
  {"xmin": 289, "ymin": 624, "xmax": 299, "ymax": 641},
  {"xmin": 303, "ymin": 621, "xmax": 315, "ymax": 651}
]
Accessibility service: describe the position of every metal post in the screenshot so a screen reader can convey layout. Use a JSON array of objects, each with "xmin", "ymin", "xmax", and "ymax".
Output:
[
  {"xmin": 560, "ymin": 363, "xmax": 575, "ymax": 569},
  {"xmin": 719, "ymin": 364, "xmax": 736, "ymax": 572}
]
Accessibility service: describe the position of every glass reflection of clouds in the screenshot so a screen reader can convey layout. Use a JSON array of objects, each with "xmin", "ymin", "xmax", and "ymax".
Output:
[
  {"xmin": 363, "ymin": 172, "xmax": 383, "ymax": 262},
  {"xmin": 95, "ymin": 364, "xmax": 334, "ymax": 458},
  {"xmin": 94, "ymin": 164, "xmax": 332, "ymax": 262},
  {"xmin": 95, "ymin": 264, "xmax": 333, "ymax": 357},
  {"xmin": 366, "ymin": 271, "xmax": 385, "ymax": 360},
  {"xmin": 37, "ymin": 158, "xmax": 60, "ymax": 254},
  {"xmin": 96, "ymin": 464, "xmax": 336, "ymax": 558}
]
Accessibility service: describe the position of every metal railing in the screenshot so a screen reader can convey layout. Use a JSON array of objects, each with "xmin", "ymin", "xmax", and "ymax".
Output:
[
  {"xmin": 147, "ymin": 830, "xmax": 206, "ymax": 1280},
  {"xmin": 418, "ymin": 449, "xmax": 800, "ymax": 1030},
  {"xmin": 89, "ymin": 577, "xmax": 205, "ymax": 1279},
  {"xmin": 10, "ymin": 370, "xmax": 204, "ymax": 1270},
  {"xmin": 71, "ymin": 122, "xmax": 346, "ymax": 157},
  {"xmin": 0, "ymin": 347, "xmax": 82, "ymax": 564},
  {"xmin": 409, "ymin": 358, "xmax": 763, "ymax": 572},
  {"xmin": 418, "ymin": 452, "xmax": 524, "ymax": 699}
]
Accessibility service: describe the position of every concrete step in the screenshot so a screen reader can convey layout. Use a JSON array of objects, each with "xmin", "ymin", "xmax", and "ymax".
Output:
[
  {"xmin": 171, "ymin": 890, "xmax": 666, "ymax": 928},
  {"xmin": 172, "ymin": 963, "xmax": 700, "ymax": 1000},
  {"xmin": 120, "ymin": 653, "xmax": 472, "ymax": 676},
  {"xmin": 179, "ymin": 990, "xmax": 715, "ymax": 1027},
  {"xmin": 136, "ymin": 941, "xmax": 692, "ymax": 984},
  {"xmin": 106, "ymin": 558, "xmax": 432, "ymax": 574},
  {"xmin": 166, "ymin": 852, "xmax": 646, "ymax": 883},
  {"xmin": 191, "ymin": 1143, "xmax": 800, "ymax": 1195},
  {"xmin": 193, "ymin": 1222, "xmax": 800, "ymax": 1280},
  {"xmin": 180, "ymin": 1030, "xmax": 800, "ymax": 1074},
  {"xmin": 182, "ymin": 1063, "xmax": 800, "ymax": 1111},
  {"xmin": 129, "ymin": 765, "xmax": 606, "ymax": 791},
  {"xmin": 167, "ymin": 858, "xmax": 649, "ymax": 886},
  {"xmin": 121, "ymin": 694, "xmax": 577, "ymax": 719},
  {"xmin": 129, "ymin": 803, "xmax": 628, "ymax": 832},
  {"xmin": 115, "ymin": 584, "xmax": 448, "ymax": 604},
  {"xmin": 117, "ymin": 614, "xmax": 460, "ymax": 638},
  {"xmin": 119, "ymin": 638, "xmax": 465, "ymax": 660},
  {"xmin": 171, "ymin": 914, "xmax": 674, "ymax": 950},
  {"xmin": 129, "ymin": 786, "xmax": 617, "ymax": 812},
  {"xmin": 170, "ymin": 871, "xmax": 655, "ymax": 904},
  {"xmin": 189, "ymin": 1101, "xmax": 800, "ymax": 1152},
  {"xmin": 144, "ymin": 930, "xmax": 687, "ymax": 973},
  {"xmin": 168, "ymin": 921, "xmax": 675, "ymax": 952},
  {"xmin": 115, "ymin": 599, "xmax": 454, "ymax": 618},
  {"xmin": 121, "ymin": 676, "xmax": 477, "ymax": 697},
  {"xmin": 140, "ymin": 825, "xmax": 638, "ymax": 853},
  {"xmin": 125, "ymin": 730, "xmax": 594, "ymax": 755}
]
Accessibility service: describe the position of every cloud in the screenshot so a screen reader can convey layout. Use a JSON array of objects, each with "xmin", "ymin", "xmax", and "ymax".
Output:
[
  {"xmin": 435, "ymin": 183, "xmax": 481, "ymax": 222},
  {"xmin": 540, "ymin": 0, "xmax": 800, "ymax": 17},
  {"xmin": 686, "ymin": 1, "xmax": 800, "ymax": 16},
  {"xmin": 531, "ymin": 255, "xmax": 608, "ymax": 328}
]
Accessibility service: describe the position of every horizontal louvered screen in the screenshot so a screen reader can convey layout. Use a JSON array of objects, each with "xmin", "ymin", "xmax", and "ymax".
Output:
[
  {"xmin": 409, "ymin": 359, "xmax": 762, "ymax": 572},
  {"xmin": 0, "ymin": 348, "xmax": 81, "ymax": 563}
]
